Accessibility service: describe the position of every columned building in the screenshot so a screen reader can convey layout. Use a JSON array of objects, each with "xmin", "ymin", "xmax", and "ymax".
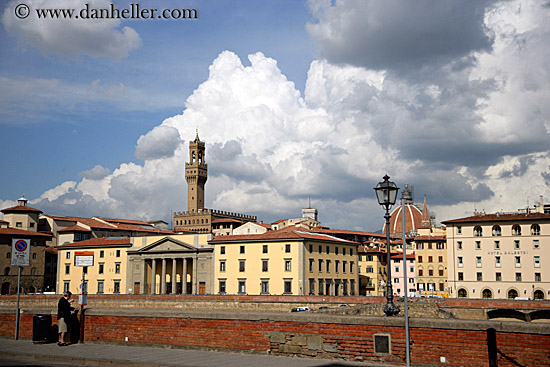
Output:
[{"xmin": 173, "ymin": 133, "xmax": 256, "ymax": 233}]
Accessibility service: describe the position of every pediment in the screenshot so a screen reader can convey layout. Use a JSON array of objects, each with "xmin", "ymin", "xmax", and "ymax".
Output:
[{"xmin": 133, "ymin": 237, "xmax": 196, "ymax": 254}]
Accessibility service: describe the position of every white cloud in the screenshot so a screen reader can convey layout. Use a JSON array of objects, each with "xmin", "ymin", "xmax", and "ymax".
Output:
[
  {"xmin": 2, "ymin": 0, "xmax": 549, "ymax": 230},
  {"xmin": 2, "ymin": 0, "xmax": 140, "ymax": 60},
  {"xmin": 79, "ymin": 165, "xmax": 111, "ymax": 180}
]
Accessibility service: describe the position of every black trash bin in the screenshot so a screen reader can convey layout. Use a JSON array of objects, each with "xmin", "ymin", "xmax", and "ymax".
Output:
[{"xmin": 33, "ymin": 314, "xmax": 52, "ymax": 344}]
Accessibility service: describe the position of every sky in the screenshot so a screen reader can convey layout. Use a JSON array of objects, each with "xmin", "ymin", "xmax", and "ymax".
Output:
[{"xmin": 1, "ymin": 0, "xmax": 549, "ymax": 231}]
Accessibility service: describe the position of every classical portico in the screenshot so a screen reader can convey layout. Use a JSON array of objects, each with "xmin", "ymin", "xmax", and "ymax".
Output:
[{"xmin": 127, "ymin": 236, "xmax": 213, "ymax": 295}]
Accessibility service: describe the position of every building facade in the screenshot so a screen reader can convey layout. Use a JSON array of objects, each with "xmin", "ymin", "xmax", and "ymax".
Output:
[
  {"xmin": 444, "ymin": 212, "xmax": 550, "ymax": 300},
  {"xmin": 358, "ymin": 247, "xmax": 387, "ymax": 296},
  {"xmin": 210, "ymin": 229, "xmax": 359, "ymax": 296},
  {"xmin": 413, "ymin": 235, "xmax": 448, "ymax": 297},
  {"xmin": 390, "ymin": 253, "xmax": 416, "ymax": 297}
]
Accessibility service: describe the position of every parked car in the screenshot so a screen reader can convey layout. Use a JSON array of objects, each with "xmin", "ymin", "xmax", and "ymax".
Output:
[{"xmin": 291, "ymin": 306, "xmax": 310, "ymax": 312}]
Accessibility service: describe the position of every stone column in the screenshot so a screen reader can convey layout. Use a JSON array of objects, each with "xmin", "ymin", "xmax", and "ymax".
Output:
[
  {"xmin": 151, "ymin": 258, "xmax": 156, "ymax": 294},
  {"xmin": 192, "ymin": 255, "xmax": 197, "ymax": 294},
  {"xmin": 182, "ymin": 258, "xmax": 188, "ymax": 294},
  {"xmin": 171, "ymin": 258, "xmax": 177, "ymax": 294},
  {"xmin": 161, "ymin": 258, "xmax": 167, "ymax": 294},
  {"xmin": 140, "ymin": 259, "xmax": 147, "ymax": 294}
]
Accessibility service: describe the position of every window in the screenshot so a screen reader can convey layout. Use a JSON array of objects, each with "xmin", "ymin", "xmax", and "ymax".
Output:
[
  {"xmin": 418, "ymin": 283, "xmax": 425, "ymax": 291},
  {"xmin": 97, "ymin": 280, "xmax": 104, "ymax": 294},
  {"xmin": 343, "ymin": 248, "xmax": 346, "ymax": 255},
  {"xmin": 483, "ymin": 289, "xmax": 492, "ymax": 299},
  {"xmin": 428, "ymin": 256, "xmax": 433, "ymax": 263},
  {"xmin": 99, "ymin": 263, "xmax": 104, "ymax": 274},
  {"xmin": 238, "ymin": 280, "xmax": 246, "ymax": 294},
  {"xmin": 475, "ymin": 241, "xmax": 481, "ymax": 250},
  {"xmin": 318, "ymin": 259, "xmax": 323, "ymax": 272},
  {"xmin": 115, "ymin": 263, "xmax": 121, "ymax": 274},
  {"xmin": 115, "ymin": 250, "xmax": 121, "ymax": 258},
  {"xmin": 534, "ymin": 256, "xmax": 540, "ymax": 268},
  {"xmin": 417, "ymin": 243, "xmax": 424, "ymax": 250},
  {"xmin": 63, "ymin": 281, "xmax": 70, "ymax": 293},
  {"xmin": 515, "ymin": 256, "xmax": 521, "ymax": 267},
  {"xmin": 285, "ymin": 244, "xmax": 291, "ymax": 253},
  {"xmin": 533, "ymin": 240, "xmax": 539, "ymax": 249},
  {"xmin": 261, "ymin": 280, "xmax": 269, "ymax": 294},
  {"xmin": 326, "ymin": 246, "xmax": 330, "ymax": 254},
  {"xmin": 439, "ymin": 283, "xmax": 445, "ymax": 291},
  {"xmin": 240, "ymin": 246, "xmax": 245, "ymax": 254},
  {"xmin": 335, "ymin": 247, "xmax": 339, "ymax": 255},
  {"xmin": 32, "ymin": 253, "xmax": 37, "ymax": 259},
  {"xmin": 457, "ymin": 241, "xmax": 462, "ymax": 250},
  {"xmin": 285, "ymin": 260, "xmax": 291, "ymax": 272},
  {"xmin": 458, "ymin": 257, "xmax": 463, "ymax": 267},
  {"xmin": 410, "ymin": 267, "xmax": 414, "ymax": 273},
  {"xmin": 492, "ymin": 225, "xmax": 501, "ymax": 236},
  {"xmin": 438, "ymin": 256, "xmax": 443, "ymax": 263},
  {"xmin": 114, "ymin": 280, "xmax": 120, "ymax": 294},
  {"xmin": 30, "ymin": 222, "xmax": 35, "ymax": 228},
  {"xmin": 343, "ymin": 261, "xmax": 347, "ymax": 273},
  {"xmin": 418, "ymin": 269, "xmax": 423, "ymax": 276},
  {"xmin": 418, "ymin": 256, "xmax": 423, "ymax": 263},
  {"xmin": 438, "ymin": 268, "xmax": 444, "ymax": 276},
  {"xmin": 284, "ymin": 280, "xmax": 292, "ymax": 294},
  {"xmin": 457, "ymin": 226, "xmax": 462, "ymax": 234},
  {"xmin": 477, "ymin": 272, "xmax": 482, "ymax": 281},
  {"xmin": 318, "ymin": 279, "xmax": 324, "ymax": 295},
  {"xmin": 350, "ymin": 261, "xmax": 354, "ymax": 272},
  {"xmin": 263, "ymin": 245, "xmax": 268, "ymax": 254},
  {"xmin": 531, "ymin": 224, "xmax": 540, "ymax": 236},
  {"xmin": 458, "ymin": 272, "xmax": 464, "ymax": 281},
  {"xmin": 219, "ymin": 261, "xmax": 226, "ymax": 272},
  {"xmin": 318, "ymin": 246, "xmax": 322, "ymax": 254},
  {"xmin": 494, "ymin": 241, "xmax": 500, "ymax": 250},
  {"xmin": 309, "ymin": 259, "xmax": 314, "ymax": 272},
  {"xmin": 366, "ymin": 266, "xmax": 373, "ymax": 273},
  {"xmin": 476, "ymin": 256, "xmax": 482, "ymax": 267},
  {"xmin": 512, "ymin": 224, "xmax": 521, "ymax": 236},
  {"xmin": 309, "ymin": 244, "xmax": 313, "ymax": 253},
  {"xmin": 394, "ymin": 278, "xmax": 399, "ymax": 283},
  {"xmin": 474, "ymin": 226, "xmax": 482, "ymax": 237},
  {"xmin": 66, "ymin": 252, "xmax": 71, "ymax": 259},
  {"xmin": 219, "ymin": 280, "xmax": 226, "ymax": 294},
  {"xmin": 239, "ymin": 260, "xmax": 245, "ymax": 272},
  {"xmin": 220, "ymin": 246, "xmax": 226, "ymax": 255},
  {"xmin": 100, "ymin": 250, "xmax": 104, "ymax": 258},
  {"xmin": 65, "ymin": 264, "xmax": 70, "ymax": 275},
  {"xmin": 514, "ymin": 240, "xmax": 520, "ymax": 249},
  {"xmin": 515, "ymin": 273, "xmax": 522, "ymax": 281},
  {"xmin": 535, "ymin": 273, "xmax": 541, "ymax": 282},
  {"xmin": 437, "ymin": 242, "xmax": 444, "ymax": 250},
  {"xmin": 335, "ymin": 261, "xmax": 340, "ymax": 273},
  {"xmin": 495, "ymin": 256, "xmax": 501, "ymax": 267},
  {"xmin": 409, "ymin": 278, "xmax": 414, "ymax": 283},
  {"xmin": 4, "ymin": 267, "xmax": 10, "ymax": 275},
  {"xmin": 350, "ymin": 248, "xmax": 353, "ymax": 256},
  {"xmin": 6, "ymin": 253, "xmax": 10, "ymax": 259},
  {"xmin": 428, "ymin": 269, "xmax": 434, "ymax": 276},
  {"xmin": 262, "ymin": 259, "xmax": 269, "ymax": 272},
  {"xmin": 496, "ymin": 272, "xmax": 501, "ymax": 281},
  {"xmin": 428, "ymin": 243, "xmax": 433, "ymax": 250},
  {"xmin": 326, "ymin": 260, "xmax": 331, "ymax": 273},
  {"xmin": 395, "ymin": 267, "xmax": 400, "ymax": 273},
  {"xmin": 16, "ymin": 222, "xmax": 22, "ymax": 228}
]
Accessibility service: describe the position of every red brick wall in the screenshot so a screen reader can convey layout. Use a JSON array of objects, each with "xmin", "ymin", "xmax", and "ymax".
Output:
[{"xmin": 2, "ymin": 311, "xmax": 548, "ymax": 367}]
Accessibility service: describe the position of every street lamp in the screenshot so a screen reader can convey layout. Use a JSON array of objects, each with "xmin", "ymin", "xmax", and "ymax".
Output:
[{"xmin": 374, "ymin": 174, "xmax": 400, "ymax": 316}]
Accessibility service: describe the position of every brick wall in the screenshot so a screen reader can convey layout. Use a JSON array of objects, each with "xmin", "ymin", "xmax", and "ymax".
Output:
[{"xmin": 1, "ymin": 308, "xmax": 548, "ymax": 367}]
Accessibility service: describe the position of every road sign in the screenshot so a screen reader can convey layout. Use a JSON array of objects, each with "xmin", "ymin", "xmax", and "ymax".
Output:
[
  {"xmin": 74, "ymin": 251, "xmax": 94, "ymax": 267},
  {"xmin": 11, "ymin": 239, "xmax": 30, "ymax": 266}
]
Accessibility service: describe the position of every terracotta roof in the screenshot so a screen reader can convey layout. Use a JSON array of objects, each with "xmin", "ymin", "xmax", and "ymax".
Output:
[
  {"xmin": 271, "ymin": 219, "xmax": 288, "ymax": 225},
  {"xmin": 44, "ymin": 215, "xmax": 117, "ymax": 230},
  {"xmin": 0, "ymin": 228, "xmax": 51, "ymax": 237},
  {"xmin": 46, "ymin": 247, "xmax": 58, "ymax": 254},
  {"xmin": 391, "ymin": 253, "xmax": 415, "ymax": 260},
  {"xmin": 256, "ymin": 223, "xmax": 272, "ymax": 229},
  {"xmin": 1, "ymin": 205, "xmax": 42, "ymax": 214},
  {"xmin": 442, "ymin": 212, "xmax": 550, "ymax": 224},
  {"xmin": 212, "ymin": 218, "xmax": 244, "ymax": 224},
  {"xmin": 58, "ymin": 224, "xmax": 92, "ymax": 233},
  {"xmin": 211, "ymin": 228, "xmax": 359, "ymax": 245},
  {"xmin": 56, "ymin": 237, "xmax": 132, "ymax": 248},
  {"xmin": 414, "ymin": 235, "xmax": 446, "ymax": 241},
  {"xmin": 384, "ymin": 204, "xmax": 423, "ymax": 235},
  {"xmin": 45, "ymin": 215, "xmax": 173, "ymax": 233}
]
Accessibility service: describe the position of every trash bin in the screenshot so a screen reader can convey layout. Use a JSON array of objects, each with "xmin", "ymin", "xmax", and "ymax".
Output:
[{"xmin": 33, "ymin": 314, "xmax": 52, "ymax": 344}]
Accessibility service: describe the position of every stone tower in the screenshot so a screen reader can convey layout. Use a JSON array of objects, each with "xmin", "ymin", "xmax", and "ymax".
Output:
[{"xmin": 185, "ymin": 131, "xmax": 208, "ymax": 212}]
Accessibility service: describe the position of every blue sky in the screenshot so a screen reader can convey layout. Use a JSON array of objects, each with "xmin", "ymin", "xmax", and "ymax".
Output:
[{"xmin": 1, "ymin": 0, "xmax": 549, "ymax": 231}]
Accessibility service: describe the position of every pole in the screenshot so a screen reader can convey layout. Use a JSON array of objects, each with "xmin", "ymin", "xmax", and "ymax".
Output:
[
  {"xmin": 384, "ymin": 209, "xmax": 400, "ymax": 316},
  {"xmin": 80, "ymin": 267, "xmax": 86, "ymax": 343},
  {"xmin": 402, "ymin": 198, "xmax": 411, "ymax": 366},
  {"xmin": 15, "ymin": 266, "xmax": 21, "ymax": 340}
]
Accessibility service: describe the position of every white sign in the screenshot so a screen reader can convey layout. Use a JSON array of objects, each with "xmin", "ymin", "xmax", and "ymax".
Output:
[
  {"xmin": 74, "ymin": 251, "xmax": 94, "ymax": 267},
  {"xmin": 11, "ymin": 238, "xmax": 30, "ymax": 266}
]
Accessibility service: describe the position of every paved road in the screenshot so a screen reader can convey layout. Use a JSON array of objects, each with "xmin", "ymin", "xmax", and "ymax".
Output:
[{"xmin": 0, "ymin": 339, "xmax": 398, "ymax": 367}]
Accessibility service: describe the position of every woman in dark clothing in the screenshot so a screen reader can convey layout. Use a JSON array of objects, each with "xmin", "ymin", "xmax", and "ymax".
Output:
[{"xmin": 57, "ymin": 291, "xmax": 74, "ymax": 346}]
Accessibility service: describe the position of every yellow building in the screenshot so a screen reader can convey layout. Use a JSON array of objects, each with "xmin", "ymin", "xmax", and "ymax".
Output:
[
  {"xmin": 210, "ymin": 229, "xmax": 359, "ymax": 296},
  {"xmin": 413, "ymin": 235, "xmax": 448, "ymax": 297},
  {"xmin": 358, "ymin": 247, "xmax": 387, "ymax": 296}
]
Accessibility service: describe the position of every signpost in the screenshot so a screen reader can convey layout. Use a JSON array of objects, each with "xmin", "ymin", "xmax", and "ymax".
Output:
[
  {"xmin": 74, "ymin": 251, "xmax": 93, "ymax": 343},
  {"xmin": 11, "ymin": 238, "xmax": 30, "ymax": 340}
]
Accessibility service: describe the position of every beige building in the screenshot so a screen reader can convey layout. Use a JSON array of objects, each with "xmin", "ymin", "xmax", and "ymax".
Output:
[
  {"xmin": 210, "ymin": 229, "xmax": 359, "ymax": 296},
  {"xmin": 56, "ymin": 234, "xmax": 213, "ymax": 295},
  {"xmin": 173, "ymin": 133, "xmax": 257, "ymax": 233},
  {"xmin": 444, "ymin": 211, "xmax": 550, "ymax": 300},
  {"xmin": 413, "ymin": 235, "xmax": 448, "ymax": 297},
  {"xmin": 358, "ymin": 247, "xmax": 387, "ymax": 296}
]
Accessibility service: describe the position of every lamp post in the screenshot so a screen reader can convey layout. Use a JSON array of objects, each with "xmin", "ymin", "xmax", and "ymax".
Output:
[{"xmin": 374, "ymin": 175, "xmax": 400, "ymax": 316}]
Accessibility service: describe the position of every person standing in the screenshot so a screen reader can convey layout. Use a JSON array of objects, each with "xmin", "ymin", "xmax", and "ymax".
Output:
[{"xmin": 57, "ymin": 291, "xmax": 74, "ymax": 346}]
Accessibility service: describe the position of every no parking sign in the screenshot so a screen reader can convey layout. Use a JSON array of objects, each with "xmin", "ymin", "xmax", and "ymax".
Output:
[{"xmin": 11, "ymin": 238, "xmax": 30, "ymax": 266}]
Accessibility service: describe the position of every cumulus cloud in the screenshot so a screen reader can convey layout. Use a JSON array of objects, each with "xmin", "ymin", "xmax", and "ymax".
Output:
[
  {"xmin": 79, "ymin": 165, "xmax": 111, "ymax": 180},
  {"xmin": 135, "ymin": 125, "xmax": 182, "ymax": 160},
  {"xmin": 2, "ymin": 0, "xmax": 141, "ymax": 60},
  {"xmin": 2, "ymin": 0, "xmax": 549, "ymax": 230}
]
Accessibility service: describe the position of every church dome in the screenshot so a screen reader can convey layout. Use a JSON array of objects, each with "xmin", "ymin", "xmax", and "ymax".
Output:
[{"xmin": 384, "ymin": 204, "xmax": 423, "ymax": 236}]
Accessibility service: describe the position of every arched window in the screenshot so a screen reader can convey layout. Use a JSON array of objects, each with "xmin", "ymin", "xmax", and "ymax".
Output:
[
  {"xmin": 4, "ymin": 267, "xmax": 9, "ymax": 276},
  {"xmin": 512, "ymin": 224, "xmax": 521, "ymax": 236},
  {"xmin": 492, "ymin": 225, "xmax": 501, "ymax": 236},
  {"xmin": 1, "ymin": 282, "xmax": 10, "ymax": 295},
  {"xmin": 458, "ymin": 288, "xmax": 467, "ymax": 298},
  {"xmin": 474, "ymin": 226, "xmax": 483, "ymax": 237},
  {"xmin": 534, "ymin": 290, "xmax": 544, "ymax": 300},
  {"xmin": 482, "ymin": 289, "xmax": 493, "ymax": 299},
  {"xmin": 531, "ymin": 224, "xmax": 540, "ymax": 236},
  {"xmin": 508, "ymin": 289, "xmax": 518, "ymax": 299}
]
